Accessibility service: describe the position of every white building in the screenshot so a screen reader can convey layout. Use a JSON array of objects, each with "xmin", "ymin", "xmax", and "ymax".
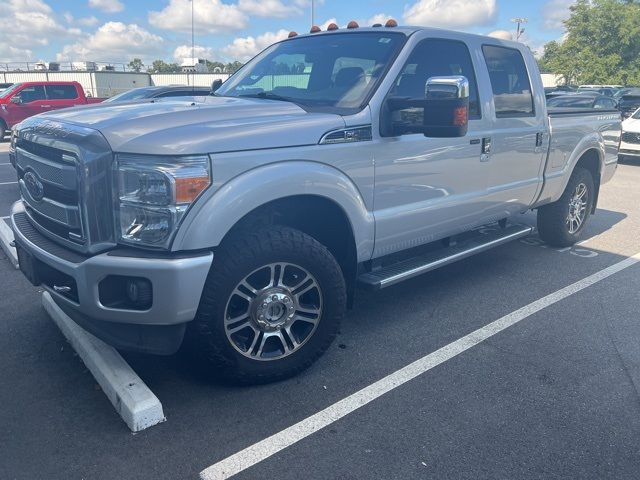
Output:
[{"xmin": 180, "ymin": 58, "xmax": 207, "ymax": 73}]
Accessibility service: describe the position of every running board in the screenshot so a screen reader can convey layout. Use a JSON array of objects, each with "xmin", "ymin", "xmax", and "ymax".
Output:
[{"xmin": 358, "ymin": 224, "xmax": 533, "ymax": 290}]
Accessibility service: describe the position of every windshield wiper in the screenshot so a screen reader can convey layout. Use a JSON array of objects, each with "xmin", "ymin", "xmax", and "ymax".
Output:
[{"xmin": 238, "ymin": 91, "xmax": 297, "ymax": 103}]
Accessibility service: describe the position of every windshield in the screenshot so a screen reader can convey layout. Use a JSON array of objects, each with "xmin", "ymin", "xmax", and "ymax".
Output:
[
  {"xmin": 217, "ymin": 32, "xmax": 406, "ymax": 114},
  {"xmin": 633, "ymin": 108, "xmax": 640, "ymax": 119},
  {"xmin": 104, "ymin": 87, "xmax": 160, "ymax": 103},
  {"xmin": 0, "ymin": 83, "xmax": 22, "ymax": 98}
]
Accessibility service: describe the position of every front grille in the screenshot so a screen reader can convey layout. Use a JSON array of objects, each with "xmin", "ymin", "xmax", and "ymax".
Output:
[
  {"xmin": 14, "ymin": 139, "xmax": 84, "ymax": 244},
  {"xmin": 622, "ymin": 131, "xmax": 640, "ymax": 144}
]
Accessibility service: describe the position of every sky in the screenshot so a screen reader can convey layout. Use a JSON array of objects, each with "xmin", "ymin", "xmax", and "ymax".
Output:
[{"xmin": 0, "ymin": 0, "xmax": 574, "ymax": 67}]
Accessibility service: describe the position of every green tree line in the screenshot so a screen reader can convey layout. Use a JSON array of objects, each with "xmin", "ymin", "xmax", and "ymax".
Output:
[
  {"xmin": 127, "ymin": 58, "xmax": 243, "ymax": 74},
  {"xmin": 538, "ymin": 0, "xmax": 640, "ymax": 85}
]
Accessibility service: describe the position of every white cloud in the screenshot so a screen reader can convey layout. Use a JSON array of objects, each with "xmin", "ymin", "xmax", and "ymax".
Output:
[
  {"xmin": 0, "ymin": 0, "xmax": 81, "ymax": 61},
  {"xmin": 487, "ymin": 30, "xmax": 513, "ymax": 41},
  {"xmin": 366, "ymin": 14, "xmax": 394, "ymax": 26},
  {"xmin": 78, "ymin": 16, "xmax": 100, "ymax": 27},
  {"xmin": 403, "ymin": 0, "xmax": 497, "ymax": 29},
  {"xmin": 221, "ymin": 29, "xmax": 290, "ymax": 62},
  {"xmin": 88, "ymin": 0, "xmax": 124, "ymax": 13},
  {"xmin": 57, "ymin": 22, "xmax": 165, "ymax": 63},
  {"xmin": 542, "ymin": 0, "xmax": 575, "ymax": 30},
  {"xmin": 149, "ymin": 0, "xmax": 248, "ymax": 34},
  {"xmin": 174, "ymin": 44, "xmax": 215, "ymax": 61},
  {"xmin": 238, "ymin": 0, "xmax": 301, "ymax": 18}
]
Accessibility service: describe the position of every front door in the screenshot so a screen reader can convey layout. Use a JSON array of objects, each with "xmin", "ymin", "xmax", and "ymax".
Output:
[
  {"xmin": 7, "ymin": 85, "xmax": 48, "ymax": 126},
  {"xmin": 372, "ymin": 37, "xmax": 492, "ymax": 258}
]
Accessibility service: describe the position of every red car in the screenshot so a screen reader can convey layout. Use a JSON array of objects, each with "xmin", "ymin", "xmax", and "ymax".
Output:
[{"xmin": 0, "ymin": 81, "xmax": 103, "ymax": 139}]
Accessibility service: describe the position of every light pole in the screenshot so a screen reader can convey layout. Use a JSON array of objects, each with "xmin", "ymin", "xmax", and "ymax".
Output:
[
  {"xmin": 311, "ymin": 0, "xmax": 315, "ymax": 28},
  {"xmin": 510, "ymin": 17, "xmax": 528, "ymax": 41},
  {"xmin": 190, "ymin": 0, "xmax": 195, "ymax": 87}
]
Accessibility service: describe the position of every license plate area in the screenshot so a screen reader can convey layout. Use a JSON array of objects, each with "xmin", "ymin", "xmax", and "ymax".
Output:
[{"xmin": 16, "ymin": 243, "xmax": 79, "ymax": 302}]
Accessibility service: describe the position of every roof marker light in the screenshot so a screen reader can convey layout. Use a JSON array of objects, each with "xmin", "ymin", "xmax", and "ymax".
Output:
[
  {"xmin": 385, "ymin": 19, "xmax": 398, "ymax": 27},
  {"xmin": 327, "ymin": 23, "xmax": 339, "ymax": 31},
  {"xmin": 310, "ymin": 25, "xmax": 321, "ymax": 33},
  {"xmin": 372, "ymin": 23, "xmax": 383, "ymax": 27},
  {"xmin": 347, "ymin": 20, "xmax": 359, "ymax": 29},
  {"xmin": 288, "ymin": 31, "xmax": 298, "ymax": 38}
]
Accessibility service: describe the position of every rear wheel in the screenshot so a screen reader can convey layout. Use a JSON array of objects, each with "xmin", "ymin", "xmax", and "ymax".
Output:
[
  {"xmin": 188, "ymin": 226, "xmax": 346, "ymax": 384},
  {"xmin": 537, "ymin": 167, "xmax": 595, "ymax": 247}
]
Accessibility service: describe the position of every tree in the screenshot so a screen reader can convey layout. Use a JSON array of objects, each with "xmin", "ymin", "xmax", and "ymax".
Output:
[
  {"xmin": 225, "ymin": 61, "xmax": 243, "ymax": 74},
  {"xmin": 128, "ymin": 58, "xmax": 144, "ymax": 72},
  {"xmin": 148, "ymin": 60, "xmax": 182, "ymax": 73},
  {"xmin": 538, "ymin": 0, "xmax": 640, "ymax": 85},
  {"xmin": 205, "ymin": 60, "xmax": 225, "ymax": 73}
]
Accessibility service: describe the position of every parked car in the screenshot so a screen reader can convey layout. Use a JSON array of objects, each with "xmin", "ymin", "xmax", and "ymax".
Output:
[
  {"xmin": 0, "ymin": 81, "xmax": 102, "ymax": 139},
  {"xmin": 620, "ymin": 107, "xmax": 640, "ymax": 162},
  {"xmin": 9, "ymin": 25, "xmax": 621, "ymax": 383},
  {"xmin": 618, "ymin": 88, "xmax": 640, "ymax": 118},
  {"xmin": 578, "ymin": 86, "xmax": 615, "ymax": 97},
  {"xmin": 0, "ymin": 82, "xmax": 13, "ymax": 91},
  {"xmin": 104, "ymin": 85, "xmax": 212, "ymax": 103},
  {"xmin": 547, "ymin": 93, "xmax": 618, "ymax": 110}
]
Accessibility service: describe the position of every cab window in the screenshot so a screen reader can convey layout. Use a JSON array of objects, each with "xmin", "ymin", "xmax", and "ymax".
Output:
[
  {"xmin": 16, "ymin": 85, "xmax": 46, "ymax": 103},
  {"xmin": 45, "ymin": 85, "xmax": 78, "ymax": 100},
  {"xmin": 389, "ymin": 38, "xmax": 481, "ymax": 119},
  {"xmin": 482, "ymin": 45, "xmax": 534, "ymax": 117}
]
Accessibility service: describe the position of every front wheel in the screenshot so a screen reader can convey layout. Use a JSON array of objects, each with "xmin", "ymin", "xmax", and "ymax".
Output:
[
  {"xmin": 187, "ymin": 226, "xmax": 346, "ymax": 384},
  {"xmin": 537, "ymin": 167, "xmax": 595, "ymax": 247}
]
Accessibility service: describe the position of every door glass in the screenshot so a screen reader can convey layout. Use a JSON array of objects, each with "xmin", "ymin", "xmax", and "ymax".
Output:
[
  {"xmin": 482, "ymin": 45, "xmax": 534, "ymax": 117},
  {"xmin": 389, "ymin": 38, "xmax": 481, "ymax": 122},
  {"xmin": 45, "ymin": 85, "xmax": 78, "ymax": 100},
  {"xmin": 17, "ymin": 86, "xmax": 46, "ymax": 103}
]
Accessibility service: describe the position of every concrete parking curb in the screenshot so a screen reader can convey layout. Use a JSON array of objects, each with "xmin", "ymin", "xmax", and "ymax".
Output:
[
  {"xmin": 42, "ymin": 292, "xmax": 166, "ymax": 433},
  {"xmin": 0, "ymin": 218, "xmax": 18, "ymax": 268}
]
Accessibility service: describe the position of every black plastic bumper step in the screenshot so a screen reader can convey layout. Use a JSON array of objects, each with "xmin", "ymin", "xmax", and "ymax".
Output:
[{"xmin": 358, "ymin": 223, "xmax": 533, "ymax": 290}]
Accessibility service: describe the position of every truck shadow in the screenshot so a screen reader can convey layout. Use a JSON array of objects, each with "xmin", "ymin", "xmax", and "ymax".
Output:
[{"xmin": 123, "ymin": 207, "xmax": 630, "ymax": 390}]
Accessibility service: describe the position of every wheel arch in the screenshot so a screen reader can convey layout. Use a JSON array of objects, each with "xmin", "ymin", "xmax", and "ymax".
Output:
[{"xmin": 574, "ymin": 148, "xmax": 602, "ymax": 213}]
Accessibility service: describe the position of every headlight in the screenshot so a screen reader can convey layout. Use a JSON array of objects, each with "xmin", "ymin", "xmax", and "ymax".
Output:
[{"xmin": 115, "ymin": 154, "xmax": 211, "ymax": 248}]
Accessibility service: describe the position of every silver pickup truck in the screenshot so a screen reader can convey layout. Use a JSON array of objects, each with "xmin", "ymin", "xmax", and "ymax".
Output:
[{"xmin": 9, "ymin": 25, "xmax": 620, "ymax": 383}]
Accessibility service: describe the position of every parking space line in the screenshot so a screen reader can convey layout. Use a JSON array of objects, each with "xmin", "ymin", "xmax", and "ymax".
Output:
[
  {"xmin": 0, "ymin": 162, "xmax": 11, "ymax": 166},
  {"xmin": 200, "ymin": 252, "xmax": 640, "ymax": 480},
  {"xmin": 0, "ymin": 181, "xmax": 18, "ymax": 185}
]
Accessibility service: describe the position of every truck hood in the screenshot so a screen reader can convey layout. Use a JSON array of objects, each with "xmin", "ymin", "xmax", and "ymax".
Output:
[{"xmin": 32, "ymin": 96, "xmax": 346, "ymax": 154}]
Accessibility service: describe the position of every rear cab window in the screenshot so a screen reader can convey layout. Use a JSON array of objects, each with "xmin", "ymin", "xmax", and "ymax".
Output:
[
  {"xmin": 45, "ymin": 84, "xmax": 79, "ymax": 100},
  {"xmin": 482, "ymin": 45, "xmax": 534, "ymax": 117}
]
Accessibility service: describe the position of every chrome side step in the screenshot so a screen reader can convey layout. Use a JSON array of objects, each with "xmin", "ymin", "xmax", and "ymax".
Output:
[{"xmin": 358, "ymin": 224, "xmax": 533, "ymax": 290}]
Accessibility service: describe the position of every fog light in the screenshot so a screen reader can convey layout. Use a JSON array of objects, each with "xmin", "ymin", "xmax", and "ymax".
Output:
[
  {"xmin": 99, "ymin": 275, "xmax": 153, "ymax": 310},
  {"xmin": 126, "ymin": 278, "xmax": 152, "ymax": 308}
]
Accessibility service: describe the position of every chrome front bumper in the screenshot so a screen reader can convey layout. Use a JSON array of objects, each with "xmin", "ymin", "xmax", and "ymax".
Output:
[{"xmin": 11, "ymin": 201, "xmax": 213, "ymax": 353}]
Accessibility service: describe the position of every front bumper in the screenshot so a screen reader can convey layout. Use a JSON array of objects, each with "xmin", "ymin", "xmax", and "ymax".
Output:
[{"xmin": 11, "ymin": 201, "xmax": 213, "ymax": 354}]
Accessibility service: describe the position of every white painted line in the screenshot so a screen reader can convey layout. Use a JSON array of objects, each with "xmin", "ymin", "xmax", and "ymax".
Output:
[
  {"xmin": 0, "ymin": 162, "xmax": 12, "ymax": 165},
  {"xmin": 200, "ymin": 252, "xmax": 640, "ymax": 480},
  {"xmin": 42, "ymin": 292, "xmax": 166, "ymax": 432},
  {"xmin": 0, "ymin": 181, "xmax": 18, "ymax": 185},
  {"xmin": 0, "ymin": 217, "xmax": 18, "ymax": 268}
]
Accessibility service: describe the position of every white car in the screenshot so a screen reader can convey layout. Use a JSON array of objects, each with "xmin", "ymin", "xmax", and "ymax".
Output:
[{"xmin": 620, "ymin": 108, "xmax": 640, "ymax": 161}]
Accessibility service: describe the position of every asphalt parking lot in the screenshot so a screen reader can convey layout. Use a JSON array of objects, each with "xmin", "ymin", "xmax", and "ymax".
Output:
[{"xmin": 1, "ymin": 140, "xmax": 640, "ymax": 480}]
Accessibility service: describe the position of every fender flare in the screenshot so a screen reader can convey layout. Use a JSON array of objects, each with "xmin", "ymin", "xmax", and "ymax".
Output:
[{"xmin": 171, "ymin": 161, "xmax": 375, "ymax": 262}]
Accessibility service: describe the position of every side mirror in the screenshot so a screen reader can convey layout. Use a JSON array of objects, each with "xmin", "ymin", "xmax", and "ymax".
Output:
[
  {"xmin": 423, "ymin": 76, "xmax": 470, "ymax": 137},
  {"xmin": 211, "ymin": 79, "xmax": 223, "ymax": 92},
  {"xmin": 10, "ymin": 96, "xmax": 22, "ymax": 104},
  {"xmin": 381, "ymin": 75, "xmax": 470, "ymax": 138}
]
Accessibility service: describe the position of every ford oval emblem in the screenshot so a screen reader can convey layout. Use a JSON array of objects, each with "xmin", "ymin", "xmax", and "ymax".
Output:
[{"xmin": 23, "ymin": 171, "xmax": 45, "ymax": 202}]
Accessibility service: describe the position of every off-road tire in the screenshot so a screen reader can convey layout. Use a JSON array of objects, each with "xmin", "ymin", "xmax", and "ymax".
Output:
[
  {"xmin": 187, "ymin": 226, "xmax": 346, "ymax": 384},
  {"xmin": 537, "ymin": 167, "xmax": 595, "ymax": 247}
]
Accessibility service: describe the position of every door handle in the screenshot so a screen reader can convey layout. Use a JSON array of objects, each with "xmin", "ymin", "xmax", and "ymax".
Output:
[
  {"xmin": 535, "ymin": 132, "xmax": 545, "ymax": 153},
  {"xmin": 480, "ymin": 137, "xmax": 491, "ymax": 162}
]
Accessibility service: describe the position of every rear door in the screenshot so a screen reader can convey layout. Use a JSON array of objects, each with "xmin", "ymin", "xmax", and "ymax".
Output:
[
  {"xmin": 44, "ymin": 84, "xmax": 81, "ymax": 111},
  {"xmin": 6, "ymin": 85, "xmax": 47, "ymax": 126},
  {"xmin": 480, "ymin": 44, "xmax": 548, "ymax": 216}
]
